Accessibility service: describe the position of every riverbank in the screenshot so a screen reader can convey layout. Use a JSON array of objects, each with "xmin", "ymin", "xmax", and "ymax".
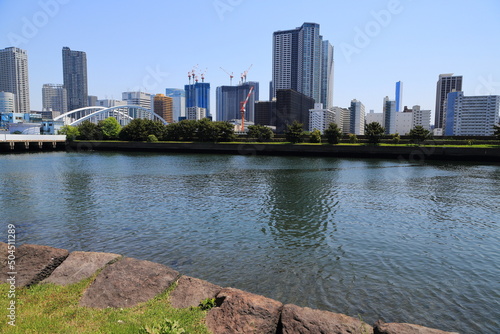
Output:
[
  {"xmin": 68, "ymin": 140, "xmax": 500, "ymax": 162},
  {"xmin": 1, "ymin": 243, "xmax": 459, "ymax": 333}
]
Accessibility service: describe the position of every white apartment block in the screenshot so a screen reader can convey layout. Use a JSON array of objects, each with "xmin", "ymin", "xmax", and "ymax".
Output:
[
  {"xmin": 365, "ymin": 111, "xmax": 383, "ymax": 126},
  {"xmin": 308, "ymin": 103, "xmax": 336, "ymax": 133},
  {"xmin": 411, "ymin": 105, "xmax": 431, "ymax": 130},
  {"xmin": 395, "ymin": 112, "xmax": 413, "ymax": 135},
  {"xmin": 331, "ymin": 106, "xmax": 350, "ymax": 134},
  {"xmin": 0, "ymin": 91, "xmax": 16, "ymax": 113},
  {"xmin": 445, "ymin": 91, "xmax": 500, "ymax": 136},
  {"xmin": 186, "ymin": 107, "xmax": 206, "ymax": 121}
]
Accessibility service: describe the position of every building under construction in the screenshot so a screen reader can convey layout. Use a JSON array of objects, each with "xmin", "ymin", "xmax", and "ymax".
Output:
[{"xmin": 216, "ymin": 81, "xmax": 259, "ymax": 122}]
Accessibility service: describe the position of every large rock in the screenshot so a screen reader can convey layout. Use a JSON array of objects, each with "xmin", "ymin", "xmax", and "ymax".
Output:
[
  {"xmin": 0, "ymin": 244, "xmax": 69, "ymax": 287},
  {"xmin": 79, "ymin": 257, "xmax": 179, "ymax": 308},
  {"xmin": 169, "ymin": 275, "xmax": 221, "ymax": 309},
  {"xmin": 374, "ymin": 320, "xmax": 459, "ymax": 334},
  {"xmin": 206, "ymin": 287, "xmax": 283, "ymax": 334},
  {"xmin": 280, "ymin": 303, "xmax": 374, "ymax": 334},
  {"xmin": 42, "ymin": 251, "xmax": 121, "ymax": 286}
]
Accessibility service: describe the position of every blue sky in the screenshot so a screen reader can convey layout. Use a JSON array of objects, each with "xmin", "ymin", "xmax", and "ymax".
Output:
[{"xmin": 1, "ymin": 0, "xmax": 499, "ymax": 122}]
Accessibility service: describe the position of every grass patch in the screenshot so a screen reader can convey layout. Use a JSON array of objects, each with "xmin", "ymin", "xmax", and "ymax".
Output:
[{"xmin": 0, "ymin": 279, "xmax": 210, "ymax": 334}]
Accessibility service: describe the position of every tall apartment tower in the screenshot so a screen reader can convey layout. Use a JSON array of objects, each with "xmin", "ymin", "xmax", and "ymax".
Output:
[
  {"xmin": 383, "ymin": 96, "xmax": 396, "ymax": 134},
  {"xmin": 185, "ymin": 82, "xmax": 210, "ymax": 118},
  {"xmin": 349, "ymin": 99, "xmax": 365, "ymax": 135},
  {"xmin": 395, "ymin": 81, "xmax": 403, "ymax": 112},
  {"xmin": 0, "ymin": 47, "xmax": 30, "ymax": 113},
  {"xmin": 62, "ymin": 47, "xmax": 88, "ymax": 111},
  {"xmin": 272, "ymin": 23, "xmax": 334, "ymax": 107},
  {"xmin": 216, "ymin": 82, "xmax": 259, "ymax": 122},
  {"xmin": 434, "ymin": 73, "xmax": 462, "ymax": 129},
  {"xmin": 165, "ymin": 88, "xmax": 186, "ymax": 122},
  {"xmin": 42, "ymin": 84, "xmax": 67, "ymax": 114}
]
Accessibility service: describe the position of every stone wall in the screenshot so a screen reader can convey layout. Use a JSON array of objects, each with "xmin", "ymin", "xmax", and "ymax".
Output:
[{"xmin": 0, "ymin": 243, "xmax": 459, "ymax": 334}]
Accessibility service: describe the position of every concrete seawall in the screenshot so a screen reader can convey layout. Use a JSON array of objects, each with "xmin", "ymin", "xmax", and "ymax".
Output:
[
  {"xmin": 1, "ymin": 243, "xmax": 459, "ymax": 334},
  {"xmin": 68, "ymin": 141, "xmax": 500, "ymax": 162}
]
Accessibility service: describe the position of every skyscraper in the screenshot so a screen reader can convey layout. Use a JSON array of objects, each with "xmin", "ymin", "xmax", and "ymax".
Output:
[
  {"xmin": 42, "ymin": 84, "xmax": 67, "ymax": 114},
  {"xmin": 153, "ymin": 94, "xmax": 173, "ymax": 123},
  {"xmin": 165, "ymin": 88, "xmax": 186, "ymax": 122},
  {"xmin": 395, "ymin": 81, "xmax": 403, "ymax": 112},
  {"xmin": 216, "ymin": 82, "xmax": 259, "ymax": 122},
  {"xmin": 0, "ymin": 47, "xmax": 30, "ymax": 113},
  {"xmin": 185, "ymin": 82, "xmax": 210, "ymax": 118},
  {"xmin": 62, "ymin": 47, "xmax": 88, "ymax": 111},
  {"xmin": 272, "ymin": 23, "xmax": 334, "ymax": 107},
  {"xmin": 434, "ymin": 73, "xmax": 462, "ymax": 129}
]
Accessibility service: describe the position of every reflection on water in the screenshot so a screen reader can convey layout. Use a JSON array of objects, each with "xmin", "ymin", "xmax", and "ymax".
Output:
[{"xmin": 0, "ymin": 152, "xmax": 498, "ymax": 334}]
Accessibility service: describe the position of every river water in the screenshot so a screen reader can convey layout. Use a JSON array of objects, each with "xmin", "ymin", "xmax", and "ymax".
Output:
[{"xmin": 1, "ymin": 151, "xmax": 499, "ymax": 333}]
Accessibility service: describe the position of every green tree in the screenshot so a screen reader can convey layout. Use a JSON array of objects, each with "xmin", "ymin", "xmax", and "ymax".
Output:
[
  {"xmin": 165, "ymin": 120, "xmax": 197, "ymax": 141},
  {"xmin": 98, "ymin": 117, "xmax": 121, "ymax": 140},
  {"xmin": 77, "ymin": 121, "xmax": 102, "ymax": 140},
  {"xmin": 493, "ymin": 124, "xmax": 500, "ymax": 140},
  {"xmin": 284, "ymin": 121, "xmax": 304, "ymax": 144},
  {"xmin": 58, "ymin": 125, "xmax": 79, "ymax": 141},
  {"xmin": 309, "ymin": 129, "xmax": 322, "ymax": 143},
  {"xmin": 392, "ymin": 133, "xmax": 401, "ymax": 144},
  {"xmin": 119, "ymin": 119, "xmax": 167, "ymax": 141},
  {"xmin": 213, "ymin": 121, "xmax": 236, "ymax": 142},
  {"xmin": 247, "ymin": 124, "xmax": 274, "ymax": 142},
  {"xmin": 324, "ymin": 123, "xmax": 342, "ymax": 144},
  {"xmin": 349, "ymin": 133, "xmax": 358, "ymax": 143},
  {"xmin": 364, "ymin": 122, "xmax": 385, "ymax": 144},
  {"xmin": 409, "ymin": 125, "xmax": 431, "ymax": 144},
  {"xmin": 196, "ymin": 118, "xmax": 217, "ymax": 142}
]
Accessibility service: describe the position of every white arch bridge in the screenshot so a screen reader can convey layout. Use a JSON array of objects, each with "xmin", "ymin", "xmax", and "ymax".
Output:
[{"xmin": 54, "ymin": 105, "xmax": 168, "ymax": 126}]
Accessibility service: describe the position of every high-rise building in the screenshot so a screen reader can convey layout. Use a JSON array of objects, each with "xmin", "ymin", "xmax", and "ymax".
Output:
[
  {"xmin": 275, "ymin": 89, "xmax": 315, "ymax": 133},
  {"xmin": 272, "ymin": 23, "xmax": 333, "ymax": 107},
  {"xmin": 349, "ymin": 99, "xmax": 365, "ymax": 135},
  {"xmin": 395, "ymin": 81, "xmax": 403, "ymax": 112},
  {"xmin": 153, "ymin": 94, "xmax": 174, "ymax": 123},
  {"xmin": 185, "ymin": 82, "xmax": 210, "ymax": 118},
  {"xmin": 321, "ymin": 40, "xmax": 334, "ymax": 108},
  {"xmin": 165, "ymin": 88, "xmax": 186, "ymax": 122},
  {"xmin": 434, "ymin": 73, "xmax": 462, "ymax": 129},
  {"xmin": 444, "ymin": 91, "xmax": 500, "ymax": 136},
  {"xmin": 309, "ymin": 103, "xmax": 335, "ymax": 133},
  {"xmin": 42, "ymin": 84, "xmax": 67, "ymax": 114},
  {"xmin": 62, "ymin": 47, "xmax": 88, "ymax": 111},
  {"xmin": 383, "ymin": 96, "xmax": 396, "ymax": 134},
  {"xmin": 216, "ymin": 82, "xmax": 259, "ymax": 122},
  {"xmin": 0, "ymin": 91, "xmax": 16, "ymax": 113},
  {"xmin": 255, "ymin": 100, "xmax": 277, "ymax": 126},
  {"xmin": 0, "ymin": 47, "xmax": 30, "ymax": 113},
  {"xmin": 122, "ymin": 91, "xmax": 152, "ymax": 109}
]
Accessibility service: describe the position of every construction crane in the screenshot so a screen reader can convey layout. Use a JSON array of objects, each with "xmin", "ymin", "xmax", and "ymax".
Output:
[
  {"xmin": 241, "ymin": 64, "xmax": 253, "ymax": 84},
  {"xmin": 200, "ymin": 68, "xmax": 208, "ymax": 83},
  {"xmin": 220, "ymin": 67, "xmax": 234, "ymax": 86},
  {"xmin": 240, "ymin": 86, "xmax": 254, "ymax": 133}
]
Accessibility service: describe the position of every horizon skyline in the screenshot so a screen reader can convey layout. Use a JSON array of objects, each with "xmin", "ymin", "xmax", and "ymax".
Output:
[{"xmin": 1, "ymin": 0, "xmax": 499, "ymax": 125}]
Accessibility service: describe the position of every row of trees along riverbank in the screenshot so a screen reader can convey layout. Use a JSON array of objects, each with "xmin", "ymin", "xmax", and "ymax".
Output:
[{"xmin": 59, "ymin": 117, "xmax": 500, "ymax": 145}]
